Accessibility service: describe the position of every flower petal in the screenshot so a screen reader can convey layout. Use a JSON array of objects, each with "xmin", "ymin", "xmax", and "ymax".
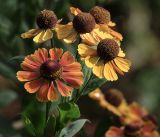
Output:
[
  {"xmin": 42, "ymin": 29, "xmax": 53, "ymax": 42},
  {"xmin": 21, "ymin": 29, "xmax": 40, "ymax": 38},
  {"xmin": 63, "ymin": 62, "xmax": 81, "ymax": 72},
  {"xmin": 78, "ymin": 44, "xmax": 97, "ymax": 57},
  {"xmin": 17, "ymin": 71, "xmax": 39, "ymax": 81},
  {"xmin": 56, "ymin": 80, "xmax": 73, "ymax": 96},
  {"xmin": 59, "ymin": 51, "xmax": 75, "ymax": 66},
  {"xmin": 70, "ymin": 7, "xmax": 82, "ymax": 15},
  {"xmin": 36, "ymin": 82, "xmax": 49, "ymax": 102},
  {"xmin": 114, "ymin": 57, "xmax": 131, "ymax": 72},
  {"xmin": 93, "ymin": 60, "xmax": 104, "ymax": 78},
  {"xmin": 33, "ymin": 30, "xmax": 45, "ymax": 43},
  {"xmin": 47, "ymin": 83, "xmax": 59, "ymax": 101},
  {"xmin": 105, "ymin": 127, "xmax": 123, "ymax": 137},
  {"xmin": 118, "ymin": 49, "xmax": 125, "ymax": 57},
  {"xmin": 85, "ymin": 56, "xmax": 99, "ymax": 68},
  {"xmin": 49, "ymin": 48, "xmax": 63, "ymax": 61},
  {"xmin": 104, "ymin": 62, "xmax": 118, "ymax": 81},
  {"xmin": 24, "ymin": 78, "xmax": 44, "ymax": 93},
  {"xmin": 34, "ymin": 48, "xmax": 48, "ymax": 63}
]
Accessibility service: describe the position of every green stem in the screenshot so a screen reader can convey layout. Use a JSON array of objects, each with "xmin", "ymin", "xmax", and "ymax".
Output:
[{"xmin": 50, "ymin": 39, "xmax": 54, "ymax": 48}]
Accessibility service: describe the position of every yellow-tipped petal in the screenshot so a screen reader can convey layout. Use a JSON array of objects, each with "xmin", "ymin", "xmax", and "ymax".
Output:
[
  {"xmin": 85, "ymin": 56, "xmax": 99, "ymax": 68},
  {"xmin": 21, "ymin": 29, "xmax": 40, "ymax": 39},
  {"xmin": 114, "ymin": 57, "xmax": 131, "ymax": 72},
  {"xmin": 118, "ymin": 48, "xmax": 125, "ymax": 57},
  {"xmin": 78, "ymin": 44, "xmax": 97, "ymax": 57},
  {"xmin": 70, "ymin": 7, "xmax": 82, "ymax": 15},
  {"xmin": 63, "ymin": 29, "xmax": 78, "ymax": 44},
  {"xmin": 108, "ymin": 21, "xmax": 116, "ymax": 27},
  {"xmin": 42, "ymin": 29, "xmax": 53, "ymax": 41},
  {"xmin": 33, "ymin": 30, "xmax": 45, "ymax": 43},
  {"xmin": 104, "ymin": 62, "xmax": 118, "ymax": 81},
  {"xmin": 93, "ymin": 60, "xmax": 104, "ymax": 78}
]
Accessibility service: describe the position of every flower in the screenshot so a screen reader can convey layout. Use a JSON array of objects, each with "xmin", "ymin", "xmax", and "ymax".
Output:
[
  {"xmin": 55, "ymin": 7, "xmax": 108, "ymax": 44},
  {"xmin": 89, "ymin": 6, "xmax": 123, "ymax": 41},
  {"xmin": 21, "ymin": 9, "xmax": 61, "ymax": 43},
  {"xmin": 78, "ymin": 38, "xmax": 131, "ymax": 81},
  {"xmin": 17, "ymin": 48, "xmax": 83, "ymax": 102}
]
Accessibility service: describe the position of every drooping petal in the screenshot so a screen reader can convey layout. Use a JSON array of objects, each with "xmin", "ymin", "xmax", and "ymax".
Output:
[
  {"xmin": 34, "ymin": 48, "xmax": 48, "ymax": 63},
  {"xmin": 105, "ymin": 127, "xmax": 123, "ymax": 137},
  {"xmin": 111, "ymin": 60, "xmax": 124, "ymax": 76},
  {"xmin": 47, "ymin": 83, "xmax": 59, "ymax": 101},
  {"xmin": 36, "ymin": 82, "xmax": 49, "ymax": 102},
  {"xmin": 114, "ymin": 57, "xmax": 131, "ymax": 72},
  {"xmin": 56, "ymin": 22, "xmax": 78, "ymax": 43},
  {"xmin": 63, "ymin": 62, "xmax": 81, "ymax": 72},
  {"xmin": 33, "ymin": 30, "xmax": 45, "ymax": 43},
  {"xmin": 80, "ymin": 33, "xmax": 98, "ymax": 46},
  {"xmin": 21, "ymin": 29, "xmax": 41, "ymax": 38},
  {"xmin": 85, "ymin": 56, "xmax": 99, "ymax": 68},
  {"xmin": 24, "ymin": 78, "xmax": 44, "ymax": 93},
  {"xmin": 62, "ymin": 72, "xmax": 83, "ymax": 88},
  {"xmin": 56, "ymin": 80, "xmax": 73, "ymax": 96},
  {"xmin": 118, "ymin": 49, "xmax": 125, "ymax": 57},
  {"xmin": 17, "ymin": 71, "xmax": 39, "ymax": 81},
  {"xmin": 78, "ymin": 44, "xmax": 97, "ymax": 57},
  {"xmin": 42, "ymin": 29, "xmax": 53, "ymax": 42},
  {"xmin": 49, "ymin": 48, "xmax": 63, "ymax": 61},
  {"xmin": 92, "ymin": 60, "xmax": 104, "ymax": 78},
  {"xmin": 70, "ymin": 7, "xmax": 82, "ymax": 15},
  {"xmin": 104, "ymin": 62, "xmax": 118, "ymax": 81},
  {"xmin": 59, "ymin": 52, "xmax": 75, "ymax": 66},
  {"xmin": 108, "ymin": 28, "xmax": 123, "ymax": 41}
]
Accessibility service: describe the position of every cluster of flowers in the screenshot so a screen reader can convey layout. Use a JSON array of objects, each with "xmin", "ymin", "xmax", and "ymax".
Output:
[
  {"xmin": 17, "ymin": 6, "xmax": 131, "ymax": 102},
  {"xmin": 89, "ymin": 89, "xmax": 160, "ymax": 137}
]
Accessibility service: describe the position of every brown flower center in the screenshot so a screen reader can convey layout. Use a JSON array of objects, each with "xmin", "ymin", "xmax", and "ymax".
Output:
[
  {"xmin": 40, "ymin": 60, "xmax": 62, "ymax": 80},
  {"xmin": 73, "ymin": 12, "xmax": 96, "ymax": 34},
  {"xmin": 36, "ymin": 9, "xmax": 57, "ymax": 29},
  {"xmin": 104, "ymin": 89, "xmax": 124, "ymax": 107},
  {"xmin": 97, "ymin": 39, "xmax": 119, "ymax": 62},
  {"xmin": 124, "ymin": 123, "xmax": 142, "ymax": 137},
  {"xmin": 90, "ymin": 6, "xmax": 111, "ymax": 24}
]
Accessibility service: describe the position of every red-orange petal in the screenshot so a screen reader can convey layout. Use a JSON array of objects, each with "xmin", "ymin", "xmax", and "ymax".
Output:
[
  {"xmin": 105, "ymin": 127, "xmax": 124, "ymax": 137},
  {"xmin": 47, "ymin": 83, "xmax": 59, "ymax": 101},
  {"xmin": 56, "ymin": 80, "xmax": 73, "ymax": 96},
  {"xmin": 59, "ymin": 52, "xmax": 75, "ymax": 66},
  {"xmin": 63, "ymin": 62, "xmax": 81, "ymax": 72},
  {"xmin": 36, "ymin": 82, "xmax": 49, "ymax": 102},
  {"xmin": 49, "ymin": 48, "xmax": 63, "ymax": 61},
  {"xmin": 24, "ymin": 78, "xmax": 44, "ymax": 93},
  {"xmin": 34, "ymin": 48, "xmax": 48, "ymax": 63},
  {"xmin": 17, "ymin": 71, "xmax": 39, "ymax": 81}
]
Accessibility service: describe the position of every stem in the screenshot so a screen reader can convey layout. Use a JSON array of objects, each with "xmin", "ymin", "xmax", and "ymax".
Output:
[{"xmin": 50, "ymin": 39, "xmax": 54, "ymax": 48}]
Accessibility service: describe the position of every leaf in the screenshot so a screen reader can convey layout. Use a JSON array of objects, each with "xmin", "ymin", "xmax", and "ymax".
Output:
[
  {"xmin": 59, "ymin": 119, "xmax": 89, "ymax": 137},
  {"xmin": 22, "ymin": 114, "xmax": 37, "ymax": 137},
  {"xmin": 58, "ymin": 102, "xmax": 80, "ymax": 126},
  {"xmin": 0, "ymin": 89, "xmax": 17, "ymax": 108},
  {"xmin": 82, "ymin": 76, "xmax": 106, "ymax": 95}
]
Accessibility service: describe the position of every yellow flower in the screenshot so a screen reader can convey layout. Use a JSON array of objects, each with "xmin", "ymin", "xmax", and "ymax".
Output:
[
  {"xmin": 78, "ymin": 38, "xmax": 131, "ymax": 81},
  {"xmin": 55, "ymin": 7, "xmax": 108, "ymax": 44},
  {"xmin": 21, "ymin": 9, "xmax": 61, "ymax": 43},
  {"xmin": 89, "ymin": 6, "xmax": 123, "ymax": 41}
]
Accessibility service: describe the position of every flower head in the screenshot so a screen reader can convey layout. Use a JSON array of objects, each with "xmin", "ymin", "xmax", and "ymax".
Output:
[
  {"xmin": 90, "ymin": 6, "xmax": 123, "ymax": 41},
  {"xmin": 21, "ymin": 9, "xmax": 60, "ymax": 43},
  {"xmin": 78, "ymin": 38, "xmax": 131, "ymax": 81},
  {"xmin": 55, "ymin": 7, "xmax": 108, "ymax": 44},
  {"xmin": 17, "ymin": 48, "xmax": 83, "ymax": 102}
]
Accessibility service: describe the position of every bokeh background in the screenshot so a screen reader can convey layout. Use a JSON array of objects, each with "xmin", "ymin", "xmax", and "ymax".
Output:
[{"xmin": 0, "ymin": 0, "xmax": 160, "ymax": 136}]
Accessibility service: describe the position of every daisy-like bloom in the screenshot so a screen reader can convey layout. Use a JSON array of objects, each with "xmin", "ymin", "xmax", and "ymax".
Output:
[
  {"xmin": 16, "ymin": 48, "xmax": 83, "ymax": 102},
  {"xmin": 21, "ymin": 9, "xmax": 60, "ymax": 43},
  {"xmin": 78, "ymin": 38, "xmax": 131, "ymax": 81},
  {"xmin": 56, "ymin": 7, "xmax": 108, "ymax": 44},
  {"xmin": 89, "ymin": 6, "xmax": 123, "ymax": 41}
]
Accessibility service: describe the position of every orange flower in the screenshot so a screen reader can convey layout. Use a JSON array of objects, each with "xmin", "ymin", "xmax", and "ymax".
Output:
[{"xmin": 17, "ymin": 48, "xmax": 83, "ymax": 102}]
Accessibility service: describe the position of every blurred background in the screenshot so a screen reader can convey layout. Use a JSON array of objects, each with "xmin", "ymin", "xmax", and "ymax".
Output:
[{"xmin": 0, "ymin": 0, "xmax": 160, "ymax": 136}]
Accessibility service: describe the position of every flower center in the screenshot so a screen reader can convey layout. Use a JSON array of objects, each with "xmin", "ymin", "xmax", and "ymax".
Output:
[
  {"xmin": 104, "ymin": 89, "xmax": 124, "ymax": 107},
  {"xmin": 36, "ymin": 9, "xmax": 57, "ymax": 29},
  {"xmin": 97, "ymin": 39, "xmax": 119, "ymax": 62},
  {"xmin": 124, "ymin": 123, "xmax": 142, "ymax": 137},
  {"xmin": 90, "ymin": 6, "xmax": 111, "ymax": 24},
  {"xmin": 73, "ymin": 12, "xmax": 96, "ymax": 34},
  {"xmin": 40, "ymin": 60, "xmax": 62, "ymax": 80}
]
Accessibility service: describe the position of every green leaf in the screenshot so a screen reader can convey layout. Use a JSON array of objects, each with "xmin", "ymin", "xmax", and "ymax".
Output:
[
  {"xmin": 22, "ymin": 114, "xmax": 37, "ymax": 137},
  {"xmin": 59, "ymin": 119, "xmax": 89, "ymax": 137},
  {"xmin": 82, "ymin": 76, "xmax": 106, "ymax": 95},
  {"xmin": 58, "ymin": 102, "xmax": 80, "ymax": 126},
  {"xmin": 0, "ymin": 89, "xmax": 17, "ymax": 108}
]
